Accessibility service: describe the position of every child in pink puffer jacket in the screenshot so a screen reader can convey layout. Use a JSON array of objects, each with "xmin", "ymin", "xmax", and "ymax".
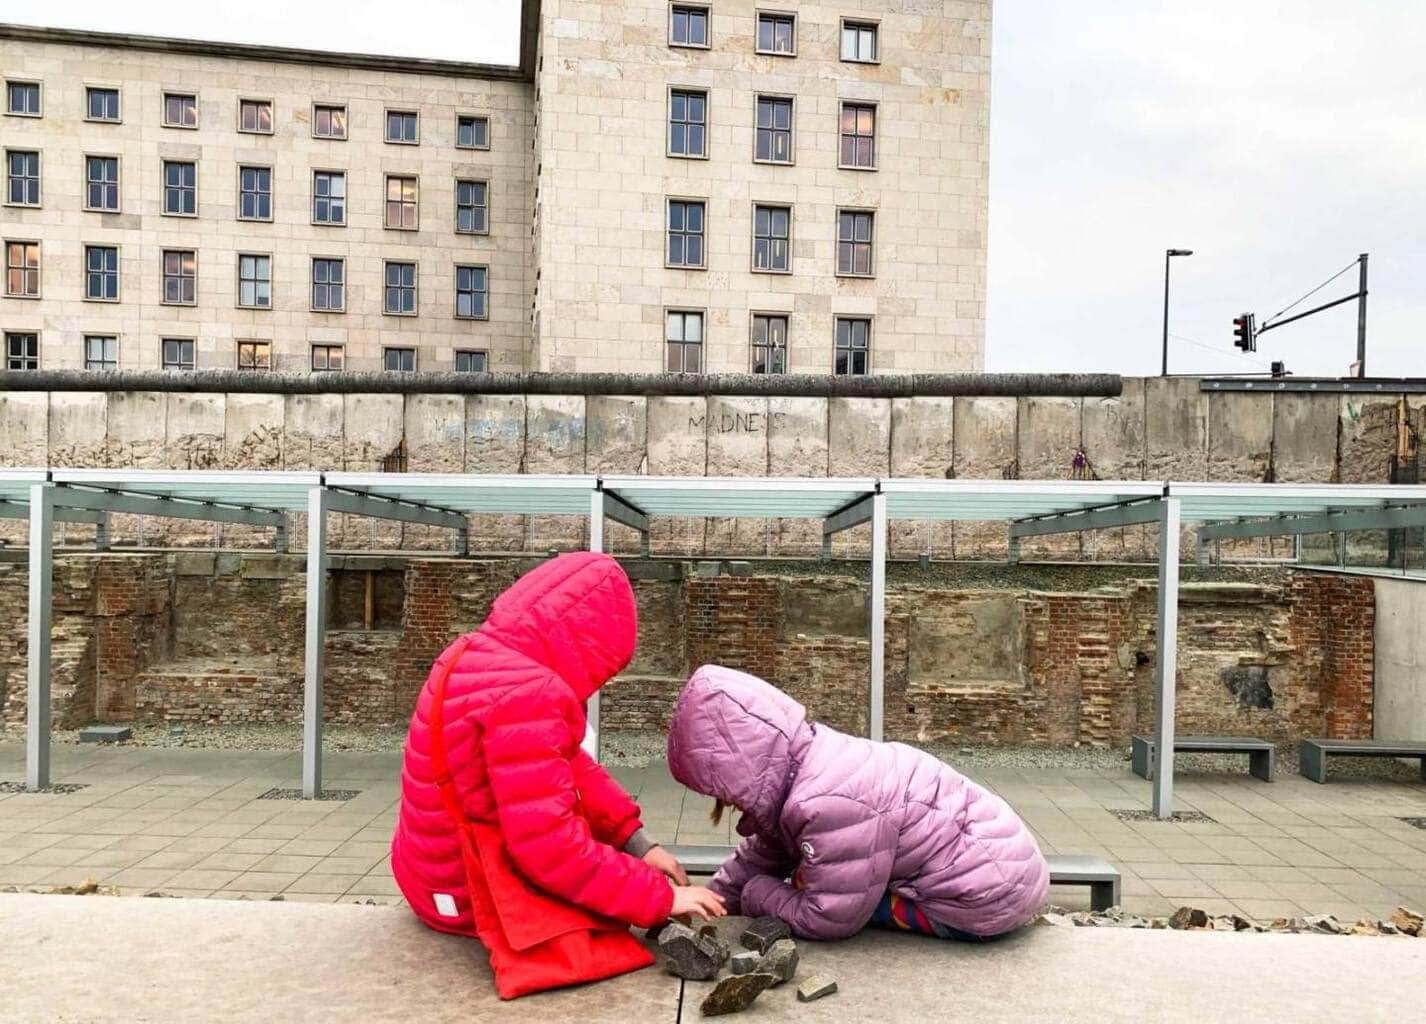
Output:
[{"xmin": 667, "ymin": 665, "xmax": 1049, "ymax": 941}]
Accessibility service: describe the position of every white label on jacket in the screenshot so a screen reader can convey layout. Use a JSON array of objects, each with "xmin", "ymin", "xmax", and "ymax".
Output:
[
  {"xmin": 433, "ymin": 892, "xmax": 459, "ymax": 918},
  {"xmin": 800, "ymin": 841, "xmax": 815, "ymax": 858}
]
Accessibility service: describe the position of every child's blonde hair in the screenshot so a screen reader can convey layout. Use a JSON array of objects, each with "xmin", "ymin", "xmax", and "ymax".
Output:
[{"xmin": 710, "ymin": 799, "xmax": 727, "ymax": 825}]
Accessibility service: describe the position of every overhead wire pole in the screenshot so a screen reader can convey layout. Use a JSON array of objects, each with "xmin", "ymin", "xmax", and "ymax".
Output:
[{"xmin": 1152, "ymin": 496, "xmax": 1182, "ymax": 820}]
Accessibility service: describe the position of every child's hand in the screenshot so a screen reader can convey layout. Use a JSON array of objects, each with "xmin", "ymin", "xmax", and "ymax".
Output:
[
  {"xmin": 643, "ymin": 845, "xmax": 690, "ymax": 886},
  {"xmin": 670, "ymin": 885, "xmax": 726, "ymax": 921}
]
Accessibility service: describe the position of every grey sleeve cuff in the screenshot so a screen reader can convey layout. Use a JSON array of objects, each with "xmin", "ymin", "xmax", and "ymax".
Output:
[{"xmin": 624, "ymin": 828, "xmax": 658, "ymax": 859}]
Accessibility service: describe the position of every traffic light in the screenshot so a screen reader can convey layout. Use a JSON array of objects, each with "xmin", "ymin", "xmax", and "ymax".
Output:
[{"xmin": 1233, "ymin": 313, "xmax": 1257, "ymax": 352}]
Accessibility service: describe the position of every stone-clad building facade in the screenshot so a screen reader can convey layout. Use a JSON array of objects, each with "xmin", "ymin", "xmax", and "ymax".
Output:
[{"xmin": 0, "ymin": 1, "xmax": 992, "ymax": 376}]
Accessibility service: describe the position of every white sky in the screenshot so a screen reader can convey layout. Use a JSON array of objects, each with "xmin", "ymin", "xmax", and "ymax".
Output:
[{"xmin": 8, "ymin": 1, "xmax": 1423, "ymax": 378}]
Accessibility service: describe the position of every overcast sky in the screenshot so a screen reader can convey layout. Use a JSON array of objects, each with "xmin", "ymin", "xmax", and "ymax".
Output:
[{"xmin": 11, "ymin": 2, "xmax": 1423, "ymax": 378}]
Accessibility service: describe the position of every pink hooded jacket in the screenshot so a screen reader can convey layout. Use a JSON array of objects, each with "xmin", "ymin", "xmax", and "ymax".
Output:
[{"xmin": 667, "ymin": 665, "xmax": 1049, "ymax": 940}]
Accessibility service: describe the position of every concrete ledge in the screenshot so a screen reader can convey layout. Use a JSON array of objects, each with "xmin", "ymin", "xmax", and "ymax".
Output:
[
  {"xmin": 0, "ymin": 369, "xmax": 1123, "ymax": 399},
  {"xmin": 1, "ymin": 894, "xmax": 1422, "ymax": 1022}
]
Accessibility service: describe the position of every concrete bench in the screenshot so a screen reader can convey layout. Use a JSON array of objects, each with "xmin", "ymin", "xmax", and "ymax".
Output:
[
  {"xmin": 1131, "ymin": 734, "xmax": 1274, "ymax": 783},
  {"xmin": 1299, "ymin": 738, "xmax": 1426, "ymax": 784},
  {"xmin": 668, "ymin": 846, "xmax": 1121, "ymax": 913}
]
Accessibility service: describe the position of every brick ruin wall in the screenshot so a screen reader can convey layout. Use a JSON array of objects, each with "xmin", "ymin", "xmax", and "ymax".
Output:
[{"xmin": 0, "ymin": 554, "xmax": 1377, "ymax": 749}]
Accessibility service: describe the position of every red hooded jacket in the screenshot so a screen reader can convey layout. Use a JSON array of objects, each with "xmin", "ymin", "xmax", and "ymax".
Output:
[{"xmin": 390, "ymin": 553, "xmax": 674, "ymax": 998}]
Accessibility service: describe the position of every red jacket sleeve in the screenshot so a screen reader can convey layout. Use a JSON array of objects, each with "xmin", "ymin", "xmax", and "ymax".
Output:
[
  {"xmin": 571, "ymin": 749, "xmax": 644, "ymax": 850},
  {"xmin": 482, "ymin": 678, "xmax": 674, "ymax": 928}
]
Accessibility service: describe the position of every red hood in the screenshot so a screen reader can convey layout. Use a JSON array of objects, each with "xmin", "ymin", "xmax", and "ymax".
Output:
[{"xmin": 481, "ymin": 552, "xmax": 638, "ymax": 702}]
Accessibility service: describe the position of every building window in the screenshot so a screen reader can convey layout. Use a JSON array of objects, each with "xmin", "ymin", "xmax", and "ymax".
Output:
[
  {"xmin": 311, "ymin": 258, "xmax": 344, "ymax": 311},
  {"xmin": 668, "ymin": 89, "xmax": 707, "ymax": 158},
  {"xmin": 455, "ymin": 264, "xmax": 489, "ymax": 319},
  {"xmin": 835, "ymin": 317, "xmax": 871, "ymax": 375},
  {"xmin": 312, "ymin": 171, "xmax": 346, "ymax": 225},
  {"xmin": 384, "ymin": 347, "xmax": 416, "ymax": 372},
  {"xmin": 85, "ymin": 335, "xmax": 117, "ymax": 371},
  {"xmin": 162, "ymin": 338, "xmax": 195, "ymax": 372},
  {"xmin": 4, "ymin": 241, "xmax": 39, "ymax": 297},
  {"xmin": 456, "ymin": 114, "xmax": 490, "ymax": 149},
  {"xmin": 385, "ymin": 109, "xmax": 418, "ymax": 144},
  {"xmin": 237, "ymin": 254, "xmax": 272, "ymax": 309},
  {"xmin": 670, "ymin": 4, "xmax": 709, "ymax": 47},
  {"xmin": 5, "ymin": 332, "xmax": 38, "ymax": 370},
  {"xmin": 455, "ymin": 349, "xmax": 487, "ymax": 373},
  {"xmin": 5, "ymin": 81, "xmax": 41, "ymax": 117},
  {"xmin": 455, "ymin": 179, "xmax": 488, "ymax": 234},
  {"xmin": 86, "ymin": 87, "xmax": 121, "ymax": 122},
  {"xmin": 163, "ymin": 160, "xmax": 197, "ymax": 216},
  {"xmin": 311, "ymin": 343, "xmax": 344, "ymax": 371},
  {"xmin": 238, "ymin": 165, "xmax": 272, "ymax": 220},
  {"xmin": 751, "ymin": 314, "xmax": 788, "ymax": 374},
  {"xmin": 385, "ymin": 175, "xmax": 418, "ymax": 229},
  {"xmin": 163, "ymin": 92, "xmax": 197, "ymax": 128},
  {"xmin": 666, "ymin": 199, "xmax": 705, "ymax": 269},
  {"xmin": 752, "ymin": 204, "xmax": 790, "ymax": 272},
  {"xmin": 85, "ymin": 156, "xmax": 120, "ymax": 212},
  {"xmin": 754, "ymin": 96, "xmax": 792, "ymax": 163},
  {"xmin": 5, "ymin": 150, "xmax": 40, "ymax": 206},
  {"xmin": 841, "ymin": 20, "xmax": 879, "ymax": 62},
  {"xmin": 384, "ymin": 261, "xmax": 417, "ymax": 315},
  {"xmin": 313, "ymin": 104, "xmax": 347, "ymax": 139},
  {"xmin": 836, "ymin": 210, "xmax": 874, "ymax": 276},
  {"xmin": 666, "ymin": 310, "xmax": 703, "ymax": 373},
  {"xmin": 237, "ymin": 340, "xmax": 271, "ymax": 371},
  {"xmin": 755, "ymin": 12, "xmax": 795, "ymax": 55},
  {"xmin": 239, "ymin": 99, "xmax": 273, "ymax": 134},
  {"xmin": 162, "ymin": 249, "xmax": 197, "ymax": 305},
  {"xmin": 839, "ymin": 103, "xmax": 877, "ymax": 169},
  {"xmin": 85, "ymin": 245, "xmax": 119, "ymax": 301}
]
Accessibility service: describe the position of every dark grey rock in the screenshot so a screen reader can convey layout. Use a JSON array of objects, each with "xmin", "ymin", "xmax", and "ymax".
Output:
[
  {"xmin": 1168, "ymin": 906, "xmax": 1208, "ymax": 930},
  {"xmin": 658, "ymin": 922, "xmax": 721, "ymax": 981},
  {"xmin": 700, "ymin": 972, "xmax": 773, "ymax": 1016},
  {"xmin": 740, "ymin": 916, "xmax": 791, "ymax": 953},
  {"xmin": 796, "ymin": 974, "xmax": 838, "ymax": 1003},
  {"xmin": 729, "ymin": 951, "xmax": 761, "ymax": 975},
  {"xmin": 754, "ymin": 939, "xmax": 798, "ymax": 986}
]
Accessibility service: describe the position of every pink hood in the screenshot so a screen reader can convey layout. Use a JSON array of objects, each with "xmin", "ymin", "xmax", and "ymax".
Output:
[{"xmin": 668, "ymin": 666, "xmax": 1049, "ymax": 940}]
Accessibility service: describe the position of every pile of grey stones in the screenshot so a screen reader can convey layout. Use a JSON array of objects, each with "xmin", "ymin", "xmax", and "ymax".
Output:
[
  {"xmin": 1035, "ymin": 903, "xmax": 1425, "ymax": 937},
  {"xmin": 653, "ymin": 916, "xmax": 837, "ymax": 1016}
]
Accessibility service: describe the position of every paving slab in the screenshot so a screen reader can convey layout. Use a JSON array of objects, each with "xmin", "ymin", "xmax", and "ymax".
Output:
[{"xmin": 0, "ymin": 894, "xmax": 679, "ymax": 1024}]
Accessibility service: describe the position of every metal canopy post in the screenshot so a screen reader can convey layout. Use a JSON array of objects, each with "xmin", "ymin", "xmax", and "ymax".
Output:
[
  {"xmin": 869, "ymin": 491, "xmax": 887, "ymax": 743},
  {"xmin": 1152, "ymin": 497, "xmax": 1182, "ymax": 820},
  {"xmin": 584, "ymin": 487, "xmax": 603, "ymax": 760},
  {"xmin": 26, "ymin": 483, "xmax": 54, "ymax": 791},
  {"xmin": 303, "ymin": 486, "xmax": 329, "ymax": 799}
]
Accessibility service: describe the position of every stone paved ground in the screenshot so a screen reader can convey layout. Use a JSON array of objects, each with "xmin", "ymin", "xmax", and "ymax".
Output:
[{"xmin": 3, "ymin": 739, "xmax": 1426, "ymax": 924}]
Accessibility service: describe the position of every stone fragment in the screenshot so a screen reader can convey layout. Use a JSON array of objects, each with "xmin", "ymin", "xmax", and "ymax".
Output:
[
  {"xmin": 1168, "ymin": 906, "xmax": 1208, "ymax": 930},
  {"xmin": 1230, "ymin": 916, "xmax": 1255, "ymax": 932},
  {"xmin": 1378, "ymin": 921, "xmax": 1400, "ymax": 936},
  {"xmin": 701, "ymin": 973, "xmax": 773, "ymax": 1016},
  {"xmin": 754, "ymin": 939, "xmax": 798, "ymax": 986},
  {"xmin": 740, "ymin": 916, "xmax": 791, "ymax": 953},
  {"xmin": 700, "ymin": 924, "xmax": 731, "ymax": 964},
  {"xmin": 74, "ymin": 878, "xmax": 99, "ymax": 895},
  {"xmin": 1305, "ymin": 914, "xmax": 1345, "ymax": 935},
  {"xmin": 79, "ymin": 725, "xmax": 132, "ymax": 744},
  {"xmin": 1350, "ymin": 918, "xmax": 1381, "ymax": 936},
  {"xmin": 646, "ymin": 921, "xmax": 668, "ymax": 943},
  {"xmin": 796, "ymin": 974, "xmax": 838, "ymax": 1003},
  {"xmin": 659, "ymin": 922, "xmax": 722, "ymax": 981},
  {"xmin": 1034, "ymin": 913, "xmax": 1071, "ymax": 927},
  {"xmin": 1390, "ymin": 906, "xmax": 1423, "ymax": 937},
  {"xmin": 730, "ymin": 951, "xmax": 762, "ymax": 975}
]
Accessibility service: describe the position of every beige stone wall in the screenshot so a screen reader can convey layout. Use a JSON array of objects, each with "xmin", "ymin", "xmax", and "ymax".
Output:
[
  {"xmin": 532, "ymin": 0, "xmax": 992, "ymax": 374},
  {"xmin": 0, "ymin": 36, "xmax": 534, "ymax": 373}
]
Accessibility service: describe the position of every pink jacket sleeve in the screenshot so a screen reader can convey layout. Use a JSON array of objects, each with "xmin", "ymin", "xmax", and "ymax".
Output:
[
  {"xmin": 570, "ymin": 749, "xmax": 644, "ymax": 850},
  {"xmin": 740, "ymin": 796, "xmax": 897, "ymax": 940},
  {"xmin": 708, "ymin": 833, "xmax": 795, "ymax": 914}
]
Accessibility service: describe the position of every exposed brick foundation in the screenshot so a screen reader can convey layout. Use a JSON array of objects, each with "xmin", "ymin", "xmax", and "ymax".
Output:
[{"xmin": 0, "ymin": 554, "xmax": 1378, "ymax": 748}]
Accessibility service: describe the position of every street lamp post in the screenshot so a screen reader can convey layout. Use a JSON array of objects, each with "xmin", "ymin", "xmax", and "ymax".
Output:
[{"xmin": 1161, "ymin": 248, "xmax": 1194, "ymax": 376}]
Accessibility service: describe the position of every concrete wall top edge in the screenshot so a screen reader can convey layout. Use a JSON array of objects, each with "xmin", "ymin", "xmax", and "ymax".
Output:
[{"xmin": 0, "ymin": 370, "xmax": 1122, "ymax": 398}]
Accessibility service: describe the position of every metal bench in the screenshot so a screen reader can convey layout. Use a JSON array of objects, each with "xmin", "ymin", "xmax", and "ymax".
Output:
[
  {"xmin": 1131, "ymin": 734, "xmax": 1274, "ymax": 782},
  {"xmin": 667, "ymin": 846, "xmax": 1121, "ymax": 913},
  {"xmin": 1299, "ymin": 738, "xmax": 1426, "ymax": 784}
]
